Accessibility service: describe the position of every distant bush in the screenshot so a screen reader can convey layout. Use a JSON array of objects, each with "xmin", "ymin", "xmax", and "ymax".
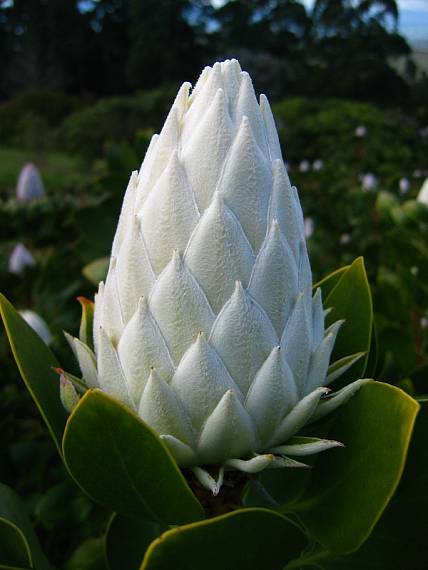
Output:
[
  {"xmin": 58, "ymin": 87, "xmax": 176, "ymax": 158},
  {"xmin": 0, "ymin": 89, "xmax": 79, "ymax": 147},
  {"xmin": 273, "ymin": 97, "xmax": 424, "ymax": 176}
]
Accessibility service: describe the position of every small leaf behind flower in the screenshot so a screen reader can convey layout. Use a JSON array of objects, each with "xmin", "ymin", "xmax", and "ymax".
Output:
[
  {"xmin": 77, "ymin": 296, "xmax": 94, "ymax": 349},
  {"xmin": 82, "ymin": 257, "xmax": 109, "ymax": 286},
  {"xmin": 320, "ymin": 257, "xmax": 373, "ymax": 384}
]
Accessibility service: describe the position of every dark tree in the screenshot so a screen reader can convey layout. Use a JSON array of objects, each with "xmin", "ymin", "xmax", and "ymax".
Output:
[
  {"xmin": 307, "ymin": 0, "xmax": 410, "ymax": 103},
  {"xmin": 210, "ymin": 0, "xmax": 311, "ymax": 98},
  {"xmin": 1, "ymin": 0, "xmax": 97, "ymax": 94},
  {"xmin": 127, "ymin": 0, "xmax": 210, "ymax": 89}
]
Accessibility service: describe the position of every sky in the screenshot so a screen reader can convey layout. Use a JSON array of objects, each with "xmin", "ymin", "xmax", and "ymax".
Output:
[{"xmin": 398, "ymin": 0, "xmax": 428, "ymax": 42}]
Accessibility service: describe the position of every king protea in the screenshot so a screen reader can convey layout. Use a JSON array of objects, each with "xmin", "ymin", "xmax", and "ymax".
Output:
[{"xmin": 66, "ymin": 60, "xmax": 364, "ymax": 493}]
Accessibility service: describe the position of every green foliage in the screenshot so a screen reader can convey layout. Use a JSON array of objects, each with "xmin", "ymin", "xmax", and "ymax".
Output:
[
  {"xmin": 64, "ymin": 538, "xmax": 106, "ymax": 570},
  {"xmin": 58, "ymin": 90, "xmax": 174, "ymax": 158},
  {"xmin": 0, "ymin": 294, "xmax": 67, "ymax": 453},
  {"xmin": 105, "ymin": 515, "xmax": 162, "ymax": 570},
  {"xmin": 274, "ymin": 97, "xmax": 424, "ymax": 176},
  {"xmin": 0, "ymin": 90, "xmax": 78, "ymax": 147},
  {"xmin": 0, "ymin": 518, "xmax": 33, "ymax": 568},
  {"xmin": 0, "ymin": 482, "xmax": 53, "ymax": 570}
]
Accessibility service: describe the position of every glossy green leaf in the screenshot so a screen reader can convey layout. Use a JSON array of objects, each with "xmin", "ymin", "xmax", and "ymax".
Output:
[
  {"xmin": 325, "ymin": 398, "xmax": 428, "ymax": 568},
  {"xmin": 0, "ymin": 294, "xmax": 67, "ymax": 453},
  {"xmin": 62, "ymin": 390, "xmax": 204, "ymax": 525},
  {"xmin": 293, "ymin": 381, "xmax": 419, "ymax": 554},
  {"xmin": 0, "ymin": 518, "xmax": 32, "ymax": 569},
  {"xmin": 82, "ymin": 257, "xmax": 109, "ymax": 286},
  {"xmin": 323, "ymin": 257, "xmax": 373, "ymax": 383},
  {"xmin": 141, "ymin": 508, "xmax": 306, "ymax": 570},
  {"xmin": 105, "ymin": 515, "xmax": 162, "ymax": 570},
  {"xmin": 0, "ymin": 483, "xmax": 53, "ymax": 570}
]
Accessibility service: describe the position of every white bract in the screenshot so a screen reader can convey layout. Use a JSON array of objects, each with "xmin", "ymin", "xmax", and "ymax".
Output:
[
  {"xmin": 16, "ymin": 163, "xmax": 45, "ymax": 202},
  {"xmin": 67, "ymin": 60, "xmax": 364, "ymax": 493},
  {"xmin": 417, "ymin": 177, "xmax": 428, "ymax": 206}
]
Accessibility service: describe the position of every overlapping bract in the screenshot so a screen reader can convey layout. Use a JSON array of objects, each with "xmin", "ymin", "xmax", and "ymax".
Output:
[{"xmin": 67, "ymin": 60, "xmax": 363, "ymax": 488}]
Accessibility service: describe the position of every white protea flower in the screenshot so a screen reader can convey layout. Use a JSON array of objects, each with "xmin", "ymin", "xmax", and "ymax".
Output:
[
  {"xmin": 399, "ymin": 177, "xmax": 410, "ymax": 195},
  {"xmin": 304, "ymin": 217, "xmax": 314, "ymax": 239},
  {"xmin": 299, "ymin": 159, "xmax": 310, "ymax": 173},
  {"xmin": 66, "ymin": 60, "xmax": 364, "ymax": 493},
  {"xmin": 355, "ymin": 125, "xmax": 367, "ymax": 138},
  {"xmin": 9, "ymin": 243, "xmax": 36, "ymax": 275},
  {"xmin": 312, "ymin": 159, "xmax": 323, "ymax": 171},
  {"xmin": 361, "ymin": 173, "xmax": 378, "ymax": 192},
  {"xmin": 16, "ymin": 163, "xmax": 45, "ymax": 202},
  {"xmin": 340, "ymin": 233, "xmax": 352, "ymax": 245},
  {"xmin": 417, "ymin": 178, "xmax": 428, "ymax": 206},
  {"xmin": 19, "ymin": 310, "xmax": 52, "ymax": 345}
]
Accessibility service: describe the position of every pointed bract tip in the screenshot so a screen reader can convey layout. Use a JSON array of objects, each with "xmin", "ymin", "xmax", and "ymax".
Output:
[
  {"xmin": 211, "ymin": 191, "xmax": 224, "ymax": 209},
  {"xmin": 171, "ymin": 249, "xmax": 182, "ymax": 266},
  {"xmin": 76, "ymin": 296, "xmax": 92, "ymax": 306},
  {"xmin": 233, "ymin": 280, "xmax": 245, "ymax": 296},
  {"xmin": 269, "ymin": 218, "xmax": 280, "ymax": 236},
  {"xmin": 137, "ymin": 296, "xmax": 148, "ymax": 311}
]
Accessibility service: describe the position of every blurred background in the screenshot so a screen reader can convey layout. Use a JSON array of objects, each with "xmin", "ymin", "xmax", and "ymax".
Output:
[{"xmin": 1, "ymin": 1, "xmax": 428, "ymax": 567}]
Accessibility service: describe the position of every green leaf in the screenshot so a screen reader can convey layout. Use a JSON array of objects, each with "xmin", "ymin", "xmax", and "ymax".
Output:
[
  {"xmin": 65, "ymin": 538, "xmax": 106, "ymax": 570},
  {"xmin": 82, "ymin": 257, "xmax": 109, "ymax": 286},
  {"xmin": 77, "ymin": 297, "xmax": 94, "ymax": 349},
  {"xmin": 323, "ymin": 257, "xmax": 373, "ymax": 383},
  {"xmin": 0, "ymin": 518, "xmax": 32, "ymax": 569},
  {"xmin": 0, "ymin": 294, "xmax": 67, "ymax": 454},
  {"xmin": 0, "ymin": 482, "xmax": 54, "ymax": 570},
  {"xmin": 62, "ymin": 390, "xmax": 204, "ymax": 525},
  {"xmin": 293, "ymin": 381, "xmax": 419, "ymax": 554},
  {"xmin": 141, "ymin": 508, "xmax": 306, "ymax": 570},
  {"xmin": 325, "ymin": 398, "xmax": 428, "ymax": 568},
  {"xmin": 105, "ymin": 515, "xmax": 162, "ymax": 570},
  {"xmin": 365, "ymin": 321, "xmax": 379, "ymax": 378}
]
